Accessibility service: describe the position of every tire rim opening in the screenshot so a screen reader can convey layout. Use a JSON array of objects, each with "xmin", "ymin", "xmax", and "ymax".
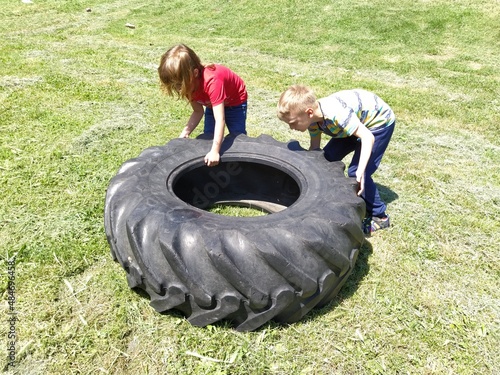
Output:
[{"xmin": 172, "ymin": 161, "xmax": 301, "ymax": 215}]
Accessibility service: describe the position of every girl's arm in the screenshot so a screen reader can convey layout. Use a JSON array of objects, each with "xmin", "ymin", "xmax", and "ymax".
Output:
[
  {"xmin": 180, "ymin": 101, "xmax": 204, "ymax": 138},
  {"xmin": 352, "ymin": 123, "xmax": 375, "ymax": 196},
  {"xmin": 204, "ymin": 102, "xmax": 225, "ymax": 166}
]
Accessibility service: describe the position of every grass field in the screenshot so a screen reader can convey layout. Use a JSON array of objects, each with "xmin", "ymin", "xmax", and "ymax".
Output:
[{"xmin": 1, "ymin": 0, "xmax": 499, "ymax": 374}]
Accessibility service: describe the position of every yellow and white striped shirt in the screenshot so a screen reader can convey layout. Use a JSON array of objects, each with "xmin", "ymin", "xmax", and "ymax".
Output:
[{"xmin": 308, "ymin": 89, "xmax": 395, "ymax": 139}]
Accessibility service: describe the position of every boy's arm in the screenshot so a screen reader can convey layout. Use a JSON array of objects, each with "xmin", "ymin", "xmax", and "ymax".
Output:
[
  {"xmin": 308, "ymin": 125, "xmax": 322, "ymax": 150},
  {"xmin": 352, "ymin": 123, "xmax": 375, "ymax": 196},
  {"xmin": 204, "ymin": 102, "xmax": 225, "ymax": 167},
  {"xmin": 309, "ymin": 133, "xmax": 322, "ymax": 150},
  {"xmin": 180, "ymin": 101, "xmax": 204, "ymax": 138}
]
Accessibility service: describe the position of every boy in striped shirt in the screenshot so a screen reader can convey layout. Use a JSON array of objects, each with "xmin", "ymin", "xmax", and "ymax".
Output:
[{"xmin": 277, "ymin": 85, "xmax": 396, "ymax": 235}]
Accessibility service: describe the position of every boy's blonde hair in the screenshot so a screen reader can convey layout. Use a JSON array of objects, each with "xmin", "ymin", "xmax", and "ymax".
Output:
[
  {"xmin": 277, "ymin": 85, "xmax": 317, "ymax": 121},
  {"xmin": 158, "ymin": 44, "xmax": 204, "ymax": 101}
]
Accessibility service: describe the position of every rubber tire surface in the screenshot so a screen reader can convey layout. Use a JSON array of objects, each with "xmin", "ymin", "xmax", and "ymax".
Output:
[{"xmin": 104, "ymin": 134, "xmax": 365, "ymax": 331}]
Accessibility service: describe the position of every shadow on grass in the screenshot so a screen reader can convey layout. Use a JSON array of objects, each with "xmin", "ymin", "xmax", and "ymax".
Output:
[
  {"xmin": 335, "ymin": 240, "xmax": 373, "ymax": 304},
  {"xmin": 378, "ymin": 183, "xmax": 399, "ymax": 205}
]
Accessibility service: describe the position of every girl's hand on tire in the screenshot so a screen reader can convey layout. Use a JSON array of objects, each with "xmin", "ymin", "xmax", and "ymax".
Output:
[
  {"xmin": 204, "ymin": 150, "xmax": 220, "ymax": 167},
  {"xmin": 179, "ymin": 128, "xmax": 190, "ymax": 138}
]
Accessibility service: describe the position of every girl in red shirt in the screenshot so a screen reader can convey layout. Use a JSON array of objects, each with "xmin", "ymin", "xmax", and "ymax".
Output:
[{"xmin": 158, "ymin": 44, "xmax": 248, "ymax": 167}]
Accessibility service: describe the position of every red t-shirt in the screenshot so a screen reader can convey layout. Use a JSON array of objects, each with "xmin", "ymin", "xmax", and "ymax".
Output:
[{"xmin": 191, "ymin": 64, "xmax": 247, "ymax": 107}]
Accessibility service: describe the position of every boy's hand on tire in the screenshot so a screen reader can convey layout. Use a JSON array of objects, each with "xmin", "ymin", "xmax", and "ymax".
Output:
[{"xmin": 356, "ymin": 174, "xmax": 365, "ymax": 196}]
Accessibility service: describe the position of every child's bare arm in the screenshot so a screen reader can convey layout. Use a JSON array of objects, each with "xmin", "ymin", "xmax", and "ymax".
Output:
[
  {"xmin": 352, "ymin": 123, "xmax": 374, "ymax": 195},
  {"xmin": 309, "ymin": 133, "xmax": 322, "ymax": 150},
  {"xmin": 180, "ymin": 101, "xmax": 204, "ymax": 138},
  {"xmin": 204, "ymin": 103, "xmax": 225, "ymax": 166}
]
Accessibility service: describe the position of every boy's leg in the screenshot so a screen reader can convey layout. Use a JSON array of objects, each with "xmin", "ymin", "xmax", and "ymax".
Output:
[
  {"xmin": 359, "ymin": 172, "xmax": 384, "ymax": 217},
  {"xmin": 349, "ymin": 123, "xmax": 395, "ymax": 217},
  {"xmin": 323, "ymin": 136, "xmax": 358, "ymax": 162},
  {"xmin": 224, "ymin": 102, "xmax": 247, "ymax": 135}
]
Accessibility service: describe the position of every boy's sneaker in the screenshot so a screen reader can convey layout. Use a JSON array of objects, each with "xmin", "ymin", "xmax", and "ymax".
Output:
[{"xmin": 363, "ymin": 214, "xmax": 390, "ymax": 235}]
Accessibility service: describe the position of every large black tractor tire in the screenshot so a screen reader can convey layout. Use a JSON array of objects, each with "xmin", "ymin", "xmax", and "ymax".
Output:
[{"xmin": 104, "ymin": 134, "xmax": 365, "ymax": 331}]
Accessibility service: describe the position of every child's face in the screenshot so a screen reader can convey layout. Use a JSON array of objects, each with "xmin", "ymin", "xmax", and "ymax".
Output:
[{"xmin": 285, "ymin": 109, "xmax": 313, "ymax": 132}]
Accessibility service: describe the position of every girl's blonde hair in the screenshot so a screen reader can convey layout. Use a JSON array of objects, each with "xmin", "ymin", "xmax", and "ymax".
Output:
[
  {"xmin": 158, "ymin": 44, "xmax": 204, "ymax": 101},
  {"xmin": 277, "ymin": 84, "xmax": 317, "ymax": 121}
]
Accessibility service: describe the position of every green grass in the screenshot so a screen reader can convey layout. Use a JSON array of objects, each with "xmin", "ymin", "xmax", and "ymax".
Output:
[
  {"xmin": 1, "ymin": 0, "xmax": 499, "ymax": 374},
  {"xmin": 208, "ymin": 205, "xmax": 267, "ymax": 217}
]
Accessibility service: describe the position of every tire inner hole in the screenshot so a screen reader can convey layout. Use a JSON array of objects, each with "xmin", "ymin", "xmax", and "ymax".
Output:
[{"xmin": 173, "ymin": 161, "xmax": 301, "ymax": 216}]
